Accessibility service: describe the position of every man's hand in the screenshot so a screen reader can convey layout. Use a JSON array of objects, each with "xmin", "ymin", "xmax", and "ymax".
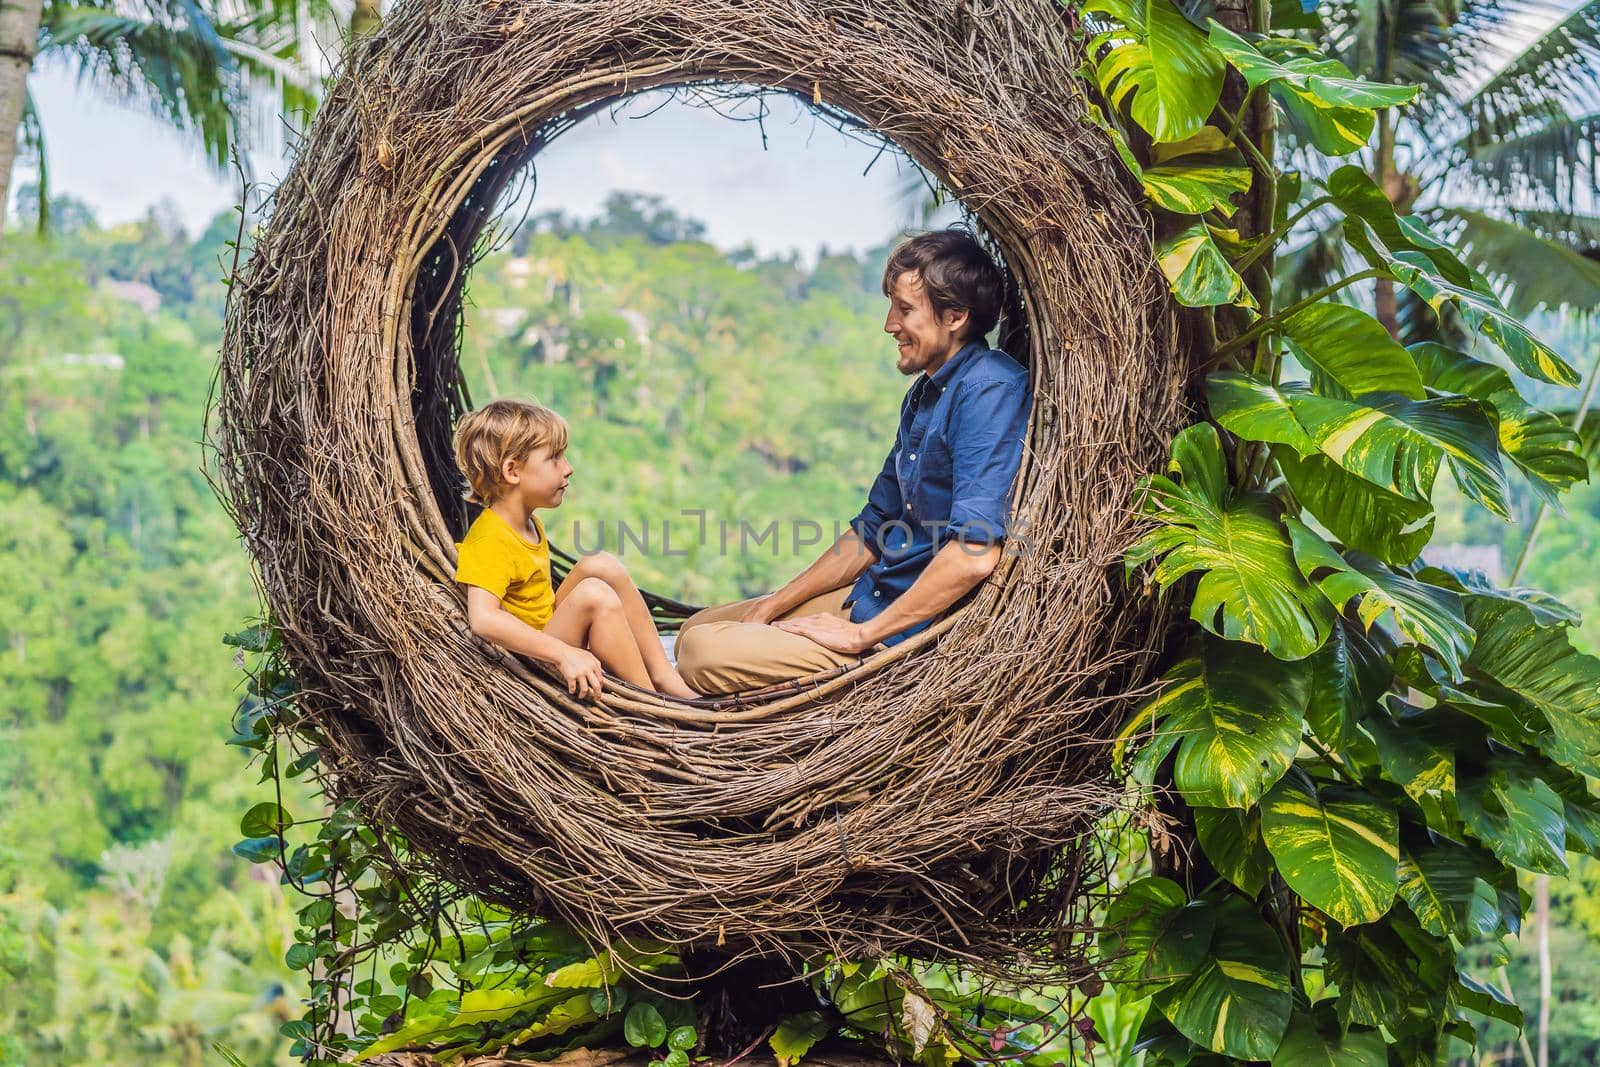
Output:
[
  {"xmin": 773, "ymin": 613, "xmax": 873, "ymax": 655},
  {"xmin": 739, "ymin": 596, "xmax": 780, "ymax": 626},
  {"xmin": 556, "ymin": 647, "xmax": 605, "ymax": 701}
]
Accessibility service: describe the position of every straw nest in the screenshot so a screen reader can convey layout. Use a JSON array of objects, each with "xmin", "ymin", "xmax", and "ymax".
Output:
[{"xmin": 212, "ymin": 0, "xmax": 1188, "ymax": 969}]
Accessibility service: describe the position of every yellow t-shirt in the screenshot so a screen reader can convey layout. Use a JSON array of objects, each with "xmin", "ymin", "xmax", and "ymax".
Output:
[{"xmin": 454, "ymin": 508, "xmax": 555, "ymax": 630}]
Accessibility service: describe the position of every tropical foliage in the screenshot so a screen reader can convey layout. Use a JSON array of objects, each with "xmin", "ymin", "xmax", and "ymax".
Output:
[
  {"xmin": 1, "ymin": 0, "xmax": 349, "ymax": 236},
  {"xmin": 1089, "ymin": 0, "xmax": 1600, "ymax": 1063},
  {"xmin": 1283, "ymin": 1, "xmax": 1600, "ymax": 334}
]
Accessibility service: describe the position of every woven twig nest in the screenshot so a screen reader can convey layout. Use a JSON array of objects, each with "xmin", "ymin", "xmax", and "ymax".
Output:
[{"xmin": 213, "ymin": 0, "xmax": 1187, "ymax": 967}]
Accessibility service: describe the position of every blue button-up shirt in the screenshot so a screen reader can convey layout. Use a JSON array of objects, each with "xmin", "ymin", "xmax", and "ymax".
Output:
[{"xmin": 847, "ymin": 341, "xmax": 1031, "ymax": 645}]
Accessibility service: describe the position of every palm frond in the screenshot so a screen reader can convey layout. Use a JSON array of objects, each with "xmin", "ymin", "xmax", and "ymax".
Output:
[
  {"xmin": 1438, "ymin": 205, "xmax": 1600, "ymax": 317},
  {"xmin": 42, "ymin": 2, "xmax": 242, "ymax": 166},
  {"xmin": 1459, "ymin": 107, "xmax": 1600, "ymax": 212},
  {"xmin": 1455, "ymin": 1, "xmax": 1600, "ymax": 151},
  {"xmin": 1508, "ymin": 207, "xmax": 1600, "ymax": 247},
  {"xmin": 19, "ymin": 87, "xmax": 49, "ymax": 235}
]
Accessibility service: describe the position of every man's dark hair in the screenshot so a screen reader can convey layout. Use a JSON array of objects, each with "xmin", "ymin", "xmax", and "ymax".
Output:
[{"xmin": 881, "ymin": 227, "xmax": 1005, "ymax": 342}]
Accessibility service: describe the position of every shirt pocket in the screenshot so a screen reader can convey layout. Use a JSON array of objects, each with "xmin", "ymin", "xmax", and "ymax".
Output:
[{"xmin": 906, "ymin": 434, "xmax": 952, "ymax": 524}]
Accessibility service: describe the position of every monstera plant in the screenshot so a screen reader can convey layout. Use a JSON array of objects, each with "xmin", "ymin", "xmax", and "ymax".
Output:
[{"xmin": 1089, "ymin": 0, "xmax": 1600, "ymax": 1062}]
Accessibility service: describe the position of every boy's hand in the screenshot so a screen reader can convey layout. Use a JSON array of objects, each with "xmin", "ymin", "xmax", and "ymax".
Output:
[{"xmin": 557, "ymin": 648, "xmax": 605, "ymax": 701}]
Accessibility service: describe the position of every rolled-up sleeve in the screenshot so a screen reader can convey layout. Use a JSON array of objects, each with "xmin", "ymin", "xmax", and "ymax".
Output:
[
  {"xmin": 850, "ymin": 444, "xmax": 901, "ymax": 556},
  {"xmin": 943, "ymin": 376, "xmax": 1030, "ymax": 546}
]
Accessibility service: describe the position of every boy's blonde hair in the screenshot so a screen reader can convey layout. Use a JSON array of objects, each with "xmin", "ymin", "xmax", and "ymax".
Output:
[{"xmin": 453, "ymin": 399, "xmax": 570, "ymax": 505}]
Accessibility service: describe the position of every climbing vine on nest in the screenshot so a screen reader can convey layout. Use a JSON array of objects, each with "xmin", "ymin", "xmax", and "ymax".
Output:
[{"xmin": 1092, "ymin": 1, "xmax": 1599, "ymax": 1064}]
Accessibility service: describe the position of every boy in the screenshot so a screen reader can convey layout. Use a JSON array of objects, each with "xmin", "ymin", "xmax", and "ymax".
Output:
[{"xmin": 453, "ymin": 399, "xmax": 697, "ymax": 700}]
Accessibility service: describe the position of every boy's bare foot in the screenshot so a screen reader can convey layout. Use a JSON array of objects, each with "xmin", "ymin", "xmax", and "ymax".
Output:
[{"xmin": 654, "ymin": 667, "xmax": 700, "ymax": 700}]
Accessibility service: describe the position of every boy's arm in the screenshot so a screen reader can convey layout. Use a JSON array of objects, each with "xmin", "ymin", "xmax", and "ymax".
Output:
[
  {"xmin": 742, "ymin": 529, "xmax": 878, "ymax": 624},
  {"xmin": 464, "ymin": 585, "xmax": 605, "ymax": 700}
]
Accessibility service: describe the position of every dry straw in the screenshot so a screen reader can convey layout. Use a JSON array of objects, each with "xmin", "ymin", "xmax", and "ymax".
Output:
[{"xmin": 211, "ymin": 0, "xmax": 1188, "ymax": 971}]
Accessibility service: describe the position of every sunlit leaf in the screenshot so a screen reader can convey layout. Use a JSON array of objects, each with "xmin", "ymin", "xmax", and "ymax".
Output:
[
  {"xmin": 1128, "ymin": 423, "xmax": 1333, "ymax": 659},
  {"xmin": 1281, "ymin": 302, "xmax": 1424, "ymax": 398},
  {"xmin": 1118, "ymin": 638, "xmax": 1309, "ymax": 809},
  {"xmin": 1287, "ymin": 520, "xmax": 1474, "ymax": 677},
  {"xmin": 1410, "ymin": 341, "xmax": 1587, "ymax": 507},
  {"xmin": 1260, "ymin": 773, "xmax": 1398, "ymax": 927},
  {"xmin": 1088, "ymin": 0, "xmax": 1226, "ymax": 142},
  {"xmin": 1155, "ymin": 220, "xmax": 1257, "ymax": 307}
]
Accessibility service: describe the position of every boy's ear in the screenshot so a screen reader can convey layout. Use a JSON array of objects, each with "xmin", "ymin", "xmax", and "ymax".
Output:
[{"xmin": 500, "ymin": 456, "xmax": 522, "ymax": 486}]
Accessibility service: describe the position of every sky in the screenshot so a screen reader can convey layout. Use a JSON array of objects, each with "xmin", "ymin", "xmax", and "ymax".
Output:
[{"xmin": 15, "ymin": 61, "xmax": 934, "ymax": 259}]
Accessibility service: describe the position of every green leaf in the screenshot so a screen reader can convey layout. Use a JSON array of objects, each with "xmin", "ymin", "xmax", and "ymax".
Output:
[
  {"xmin": 240, "ymin": 801, "xmax": 290, "ymax": 839},
  {"xmin": 1323, "ymin": 910, "xmax": 1452, "ymax": 1033},
  {"xmin": 1270, "ymin": 1011, "xmax": 1386, "ymax": 1067},
  {"xmin": 1277, "ymin": 450, "xmax": 1435, "ymax": 566},
  {"xmin": 1206, "ymin": 23, "xmax": 1418, "ymax": 108},
  {"xmin": 1155, "ymin": 220, "xmax": 1256, "ymax": 307},
  {"xmin": 1128, "ymin": 423, "xmax": 1333, "ymax": 659},
  {"xmin": 1207, "ymin": 23, "xmax": 1416, "ymax": 155},
  {"xmin": 1458, "ymin": 754, "xmax": 1568, "ymax": 876},
  {"xmin": 1281, "ymin": 303, "xmax": 1424, "ymax": 399},
  {"xmin": 1452, "ymin": 974, "xmax": 1523, "ymax": 1029},
  {"xmin": 1260, "ymin": 774, "xmax": 1398, "ymax": 927},
  {"xmin": 1118, "ymin": 639, "xmax": 1310, "ymax": 809},
  {"xmin": 1209, "ymin": 374, "xmax": 1509, "ymax": 518},
  {"xmin": 1194, "ymin": 807, "xmax": 1271, "ymax": 897},
  {"xmin": 1366, "ymin": 703, "xmax": 1456, "ymax": 828},
  {"xmin": 1101, "ymin": 877, "xmax": 1215, "ymax": 990},
  {"xmin": 1088, "ymin": 0, "xmax": 1226, "ymax": 143},
  {"xmin": 1306, "ymin": 623, "xmax": 1392, "ymax": 749},
  {"xmin": 1150, "ymin": 894, "xmax": 1292, "ymax": 1060},
  {"xmin": 1344, "ymin": 219, "xmax": 1580, "ymax": 386},
  {"xmin": 1410, "ymin": 342, "xmax": 1587, "ymax": 507},
  {"xmin": 1206, "ymin": 373, "xmax": 1318, "ymax": 453},
  {"xmin": 624, "ymin": 1003, "xmax": 668, "ymax": 1048},
  {"xmin": 667, "ymin": 1026, "xmax": 698, "ymax": 1052},
  {"xmin": 1289, "ymin": 387, "xmax": 1510, "ymax": 518},
  {"xmin": 1142, "ymin": 152, "xmax": 1253, "ymax": 216},
  {"xmin": 285, "ymin": 942, "xmax": 316, "ymax": 971},
  {"xmin": 1465, "ymin": 596, "xmax": 1600, "ymax": 776},
  {"xmin": 1323, "ymin": 167, "xmax": 1473, "ymax": 288},
  {"xmin": 1287, "ymin": 521, "xmax": 1474, "ymax": 678},
  {"xmin": 232, "ymin": 836, "xmax": 281, "ymax": 864},
  {"xmin": 1396, "ymin": 841, "xmax": 1509, "ymax": 941}
]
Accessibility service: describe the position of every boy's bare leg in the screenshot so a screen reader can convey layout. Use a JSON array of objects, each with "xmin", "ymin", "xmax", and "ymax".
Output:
[
  {"xmin": 545, "ymin": 577, "xmax": 655, "ymax": 691},
  {"xmin": 558, "ymin": 553, "xmax": 696, "ymax": 697}
]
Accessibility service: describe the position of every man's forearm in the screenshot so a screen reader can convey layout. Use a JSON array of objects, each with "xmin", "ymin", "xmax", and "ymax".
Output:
[
  {"xmin": 856, "ymin": 541, "xmax": 1000, "ymax": 645},
  {"xmin": 765, "ymin": 530, "xmax": 877, "ymax": 615}
]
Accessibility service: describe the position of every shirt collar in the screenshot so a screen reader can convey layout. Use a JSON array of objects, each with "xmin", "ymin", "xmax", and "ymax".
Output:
[{"xmin": 924, "ymin": 340, "xmax": 985, "ymax": 391}]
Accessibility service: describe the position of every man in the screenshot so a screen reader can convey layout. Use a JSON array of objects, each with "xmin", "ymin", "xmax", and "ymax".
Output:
[{"xmin": 675, "ymin": 227, "xmax": 1031, "ymax": 695}]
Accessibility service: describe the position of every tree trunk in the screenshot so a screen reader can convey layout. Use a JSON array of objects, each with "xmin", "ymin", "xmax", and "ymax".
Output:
[
  {"xmin": 0, "ymin": 0, "xmax": 44, "ymax": 246},
  {"xmin": 1536, "ymin": 873, "xmax": 1550, "ymax": 1067}
]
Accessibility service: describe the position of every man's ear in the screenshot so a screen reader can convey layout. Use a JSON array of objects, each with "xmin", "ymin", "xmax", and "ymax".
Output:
[{"xmin": 944, "ymin": 306, "xmax": 971, "ymax": 337}]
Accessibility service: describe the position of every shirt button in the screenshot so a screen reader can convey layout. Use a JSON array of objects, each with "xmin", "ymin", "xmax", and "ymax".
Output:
[
  {"xmin": 904, "ymin": 503, "xmax": 911, "ymax": 511},
  {"xmin": 873, "ymin": 590, "xmax": 881, "ymax": 598},
  {"xmin": 909, "ymin": 452, "xmax": 917, "ymax": 461}
]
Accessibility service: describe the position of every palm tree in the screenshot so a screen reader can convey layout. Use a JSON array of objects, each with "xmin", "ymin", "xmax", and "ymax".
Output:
[
  {"xmin": 1280, "ymin": 1, "xmax": 1600, "ymax": 338},
  {"xmin": 0, "ymin": 0, "xmax": 350, "ymax": 245}
]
